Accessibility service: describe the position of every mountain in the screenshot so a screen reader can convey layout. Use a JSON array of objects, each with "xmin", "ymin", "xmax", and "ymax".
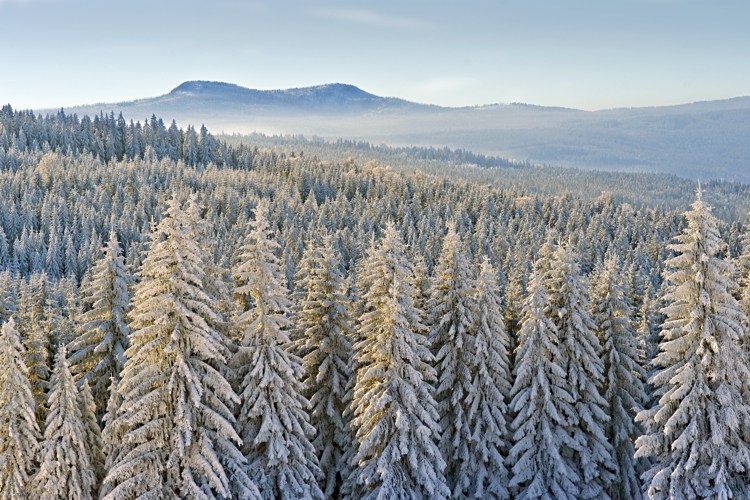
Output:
[
  {"xmin": 168, "ymin": 81, "xmax": 414, "ymax": 110},
  {"xmin": 50, "ymin": 81, "xmax": 750, "ymax": 181},
  {"xmin": 71, "ymin": 81, "xmax": 423, "ymax": 118}
]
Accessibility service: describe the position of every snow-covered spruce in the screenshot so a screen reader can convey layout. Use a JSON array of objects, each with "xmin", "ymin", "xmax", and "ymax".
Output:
[
  {"xmin": 184, "ymin": 194, "xmax": 257, "ymax": 497},
  {"xmin": 428, "ymin": 222, "xmax": 478, "ymax": 497},
  {"xmin": 295, "ymin": 234, "xmax": 354, "ymax": 497},
  {"xmin": 186, "ymin": 195, "xmax": 238, "ymax": 336},
  {"xmin": 78, "ymin": 380, "xmax": 105, "ymax": 491},
  {"xmin": 68, "ymin": 229, "xmax": 131, "ymax": 420},
  {"xmin": 508, "ymin": 265, "xmax": 580, "ymax": 498},
  {"xmin": 635, "ymin": 282, "xmax": 661, "ymax": 379},
  {"xmin": 349, "ymin": 223, "xmax": 450, "ymax": 499},
  {"xmin": 0, "ymin": 271, "xmax": 17, "ymax": 324},
  {"xmin": 99, "ymin": 376, "xmax": 124, "ymax": 497},
  {"xmin": 591, "ymin": 256, "xmax": 646, "ymax": 500},
  {"xmin": 411, "ymin": 254, "xmax": 432, "ymax": 316},
  {"xmin": 232, "ymin": 199, "xmax": 322, "ymax": 500},
  {"xmin": 17, "ymin": 273, "xmax": 51, "ymax": 428},
  {"xmin": 545, "ymin": 242, "xmax": 616, "ymax": 498},
  {"xmin": 464, "ymin": 256, "xmax": 511, "ymax": 498},
  {"xmin": 636, "ymin": 190, "xmax": 750, "ymax": 498},
  {"xmin": 737, "ymin": 224, "xmax": 750, "ymax": 319},
  {"xmin": 101, "ymin": 196, "xmax": 254, "ymax": 499},
  {"xmin": 35, "ymin": 346, "xmax": 96, "ymax": 500},
  {"xmin": 0, "ymin": 318, "xmax": 41, "ymax": 499}
]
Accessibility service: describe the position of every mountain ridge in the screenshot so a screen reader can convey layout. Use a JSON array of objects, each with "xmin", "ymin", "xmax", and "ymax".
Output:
[
  {"xmin": 169, "ymin": 81, "xmax": 379, "ymax": 100},
  {"xmin": 125, "ymin": 80, "xmax": 423, "ymax": 113}
]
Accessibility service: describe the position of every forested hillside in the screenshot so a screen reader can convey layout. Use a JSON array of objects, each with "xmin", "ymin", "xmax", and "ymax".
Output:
[{"xmin": 1, "ymin": 105, "xmax": 749, "ymax": 498}]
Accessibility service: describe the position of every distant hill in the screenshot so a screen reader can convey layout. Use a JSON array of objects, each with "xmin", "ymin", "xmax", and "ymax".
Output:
[
  {"xmin": 47, "ymin": 81, "xmax": 750, "ymax": 181},
  {"xmin": 166, "ymin": 81, "xmax": 418, "ymax": 111},
  {"xmin": 68, "ymin": 81, "xmax": 423, "ymax": 118}
]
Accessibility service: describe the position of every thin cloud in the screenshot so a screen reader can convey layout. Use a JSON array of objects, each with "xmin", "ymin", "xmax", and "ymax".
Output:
[
  {"xmin": 313, "ymin": 7, "xmax": 428, "ymax": 30},
  {"xmin": 407, "ymin": 78, "xmax": 482, "ymax": 106},
  {"xmin": 415, "ymin": 77, "xmax": 478, "ymax": 94}
]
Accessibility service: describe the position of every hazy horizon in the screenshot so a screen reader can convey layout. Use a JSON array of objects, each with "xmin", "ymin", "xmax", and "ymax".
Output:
[{"xmin": 1, "ymin": 0, "xmax": 748, "ymax": 111}]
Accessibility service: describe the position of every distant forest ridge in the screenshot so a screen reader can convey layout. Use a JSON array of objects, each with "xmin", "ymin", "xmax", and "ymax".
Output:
[{"xmin": 223, "ymin": 132, "xmax": 750, "ymax": 222}]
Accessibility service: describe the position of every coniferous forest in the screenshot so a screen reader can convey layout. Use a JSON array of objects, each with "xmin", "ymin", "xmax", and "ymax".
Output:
[{"xmin": 1, "ymin": 106, "xmax": 750, "ymax": 498}]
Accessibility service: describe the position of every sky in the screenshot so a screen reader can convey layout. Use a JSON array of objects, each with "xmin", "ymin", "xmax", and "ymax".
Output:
[{"xmin": 0, "ymin": 0, "xmax": 748, "ymax": 111}]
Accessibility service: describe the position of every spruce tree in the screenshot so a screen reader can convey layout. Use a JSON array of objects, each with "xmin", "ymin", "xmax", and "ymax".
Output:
[
  {"xmin": 545, "ymin": 242, "xmax": 616, "ymax": 498},
  {"xmin": 636, "ymin": 283, "xmax": 661, "ymax": 374},
  {"xmin": 591, "ymin": 256, "xmax": 646, "ymax": 500},
  {"xmin": 427, "ymin": 222, "xmax": 477, "ymax": 496},
  {"xmin": 465, "ymin": 256, "xmax": 511, "ymax": 498},
  {"xmin": 35, "ymin": 347, "xmax": 96, "ymax": 500},
  {"xmin": 68, "ymin": 229, "xmax": 130, "ymax": 419},
  {"xmin": 737, "ymin": 225, "xmax": 750, "ymax": 318},
  {"xmin": 636, "ymin": 191, "xmax": 750, "ymax": 498},
  {"xmin": 411, "ymin": 254, "xmax": 431, "ymax": 321},
  {"xmin": 0, "ymin": 271, "xmax": 17, "ymax": 323},
  {"xmin": 504, "ymin": 268, "xmax": 525, "ymax": 353},
  {"xmin": 101, "ymin": 196, "xmax": 254, "ymax": 499},
  {"xmin": 18, "ymin": 274, "xmax": 50, "ymax": 427},
  {"xmin": 733, "ymin": 222, "xmax": 750, "ymax": 317},
  {"xmin": 508, "ymin": 265, "xmax": 579, "ymax": 498},
  {"xmin": 0, "ymin": 318, "xmax": 41, "ymax": 499},
  {"xmin": 78, "ymin": 380, "xmax": 104, "ymax": 491},
  {"xmin": 295, "ymin": 235, "xmax": 354, "ymax": 497},
  {"xmin": 349, "ymin": 223, "xmax": 449, "ymax": 499},
  {"xmin": 99, "ymin": 377, "xmax": 124, "ymax": 498},
  {"xmin": 232, "ymin": 200, "xmax": 322, "ymax": 500},
  {"xmin": 187, "ymin": 195, "xmax": 237, "ymax": 338}
]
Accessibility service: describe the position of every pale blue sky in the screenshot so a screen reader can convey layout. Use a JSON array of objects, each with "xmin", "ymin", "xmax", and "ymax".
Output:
[{"xmin": 1, "ymin": 0, "xmax": 748, "ymax": 110}]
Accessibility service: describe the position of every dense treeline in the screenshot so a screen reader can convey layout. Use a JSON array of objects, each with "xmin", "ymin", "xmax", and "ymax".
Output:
[
  {"xmin": 224, "ymin": 132, "xmax": 750, "ymax": 221},
  {"xmin": 0, "ymin": 105, "xmax": 224, "ymax": 166},
  {"xmin": 0, "ymin": 107, "xmax": 749, "ymax": 498}
]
